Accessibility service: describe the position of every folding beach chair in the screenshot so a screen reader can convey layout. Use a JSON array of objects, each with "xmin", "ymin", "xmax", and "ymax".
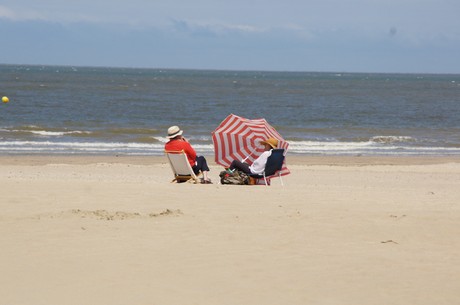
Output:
[
  {"xmin": 165, "ymin": 150, "xmax": 200, "ymax": 183},
  {"xmin": 249, "ymin": 149, "xmax": 285, "ymax": 186}
]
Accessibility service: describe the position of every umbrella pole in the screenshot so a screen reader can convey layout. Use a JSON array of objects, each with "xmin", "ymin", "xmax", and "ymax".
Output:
[
  {"xmin": 224, "ymin": 149, "xmax": 256, "ymax": 174},
  {"xmin": 241, "ymin": 148, "xmax": 256, "ymax": 162}
]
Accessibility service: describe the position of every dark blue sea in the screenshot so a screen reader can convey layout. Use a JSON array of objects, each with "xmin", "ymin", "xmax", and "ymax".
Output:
[{"xmin": 1, "ymin": 64, "xmax": 460, "ymax": 156}]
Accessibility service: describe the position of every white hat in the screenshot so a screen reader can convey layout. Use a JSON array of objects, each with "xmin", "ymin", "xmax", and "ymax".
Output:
[{"xmin": 167, "ymin": 125, "xmax": 183, "ymax": 138}]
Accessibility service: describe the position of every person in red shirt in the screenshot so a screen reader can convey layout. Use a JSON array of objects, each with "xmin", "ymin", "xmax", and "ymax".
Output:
[{"xmin": 164, "ymin": 125, "xmax": 212, "ymax": 184}]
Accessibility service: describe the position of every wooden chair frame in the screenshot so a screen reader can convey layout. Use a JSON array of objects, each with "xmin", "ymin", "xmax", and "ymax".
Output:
[{"xmin": 165, "ymin": 150, "xmax": 200, "ymax": 183}]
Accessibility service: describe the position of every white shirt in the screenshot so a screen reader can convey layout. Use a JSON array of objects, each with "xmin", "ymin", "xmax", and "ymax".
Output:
[{"xmin": 249, "ymin": 150, "xmax": 272, "ymax": 174}]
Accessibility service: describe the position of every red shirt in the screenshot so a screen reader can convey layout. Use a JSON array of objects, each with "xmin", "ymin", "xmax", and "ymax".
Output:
[{"xmin": 165, "ymin": 139, "xmax": 197, "ymax": 167}]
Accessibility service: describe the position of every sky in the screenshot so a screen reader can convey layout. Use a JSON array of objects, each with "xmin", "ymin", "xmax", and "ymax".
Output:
[{"xmin": 1, "ymin": 0, "xmax": 459, "ymax": 73}]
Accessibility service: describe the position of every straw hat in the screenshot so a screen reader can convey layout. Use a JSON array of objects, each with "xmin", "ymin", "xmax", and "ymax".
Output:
[
  {"xmin": 260, "ymin": 137, "xmax": 278, "ymax": 149},
  {"xmin": 167, "ymin": 126, "xmax": 183, "ymax": 138}
]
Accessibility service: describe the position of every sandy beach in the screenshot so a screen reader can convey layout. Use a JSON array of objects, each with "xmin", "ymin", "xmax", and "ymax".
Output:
[{"xmin": 1, "ymin": 155, "xmax": 460, "ymax": 305}]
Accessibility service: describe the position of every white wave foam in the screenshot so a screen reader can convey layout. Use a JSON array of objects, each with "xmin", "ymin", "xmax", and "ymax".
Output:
[
  {"xmin": 286, "ymin": 140, "xmax": 460, "ymax": 155},
  {"xmin": 370, "ymin": 136, "xmax": 415, "ymax": 144},
  {"xmin": 0, "ymin": 139, "xmax": 458, "ymax": 156},
  {"xmin": 26, "ymin": 130, "xmax": 92, "ymax": 136},
  {"xmin": 154, "ymin": 136, "xmax": 169, "ymax": 143},
  {"xmin": 4, "ymin": 128, "xmax": 92, "ymax": 137},
  {"xmin": 153, "ymin": 135, "xmax": 212, "ymax": 143},
  {"xmin": 1, "ymin": 141, "xmax": 157, "ymax": 148},
  {"xmin": 288, "ymin": 140, "xmax": 376, "ymax": 151},
  {"xmin": 0, "ymin": 141, "xmax": 215, "ymax": 155}
]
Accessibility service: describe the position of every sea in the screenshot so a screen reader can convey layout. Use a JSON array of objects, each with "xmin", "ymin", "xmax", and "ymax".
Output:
[{"xmin": 1, "ymin": 64, "xmax": 460, "ymax": 156}]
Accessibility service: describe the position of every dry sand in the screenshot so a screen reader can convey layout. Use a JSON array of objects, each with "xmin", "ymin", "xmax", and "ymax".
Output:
[{"xmin": 1, "ymin": 155, "xmax": 460, "ymax": 305}]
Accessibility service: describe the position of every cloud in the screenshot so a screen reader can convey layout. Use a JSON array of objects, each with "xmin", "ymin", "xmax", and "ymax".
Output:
[
  {"xmin": 1, "ymin": 2, "xmax": 460, "ymax": 74},
  {"xmin": 170, "ymin": 19, "xmax": 266, "ymax": 38},
  {"xmin": 0, "ymin": 5, "xmax": 48, "ymax": 21},
  {"xmin": 389, "ymin": 27, "xmax": 397, "ymax": 37},
  {"xmin": 0, "ymin": 6, "xmax": 14, "ymax": 19},
  {"xmin": 0, "ymin": 3, "xmax": 119, "ymax": 25}
]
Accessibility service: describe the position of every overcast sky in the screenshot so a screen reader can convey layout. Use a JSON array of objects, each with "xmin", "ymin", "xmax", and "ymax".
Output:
[{"xmin": 1, "ymin": 0, "xmax": 459, "ymax": 73}]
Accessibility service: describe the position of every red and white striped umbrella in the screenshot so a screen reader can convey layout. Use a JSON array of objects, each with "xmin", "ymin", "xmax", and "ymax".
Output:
[{"xmin": 212, "ymin": 114, "xmax": 290, "ymax": 175}]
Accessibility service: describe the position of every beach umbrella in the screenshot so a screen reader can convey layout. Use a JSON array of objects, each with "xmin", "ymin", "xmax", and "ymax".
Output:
[{"xmin": 212, "ymin": 114, "xmax": 290, "ymax": 175}]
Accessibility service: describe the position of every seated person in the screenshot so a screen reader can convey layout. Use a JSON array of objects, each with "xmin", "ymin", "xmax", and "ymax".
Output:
[
  {"xmin": 228, "ymin": 137, "xmax": 278, "ymax": 175},
  {"xmin": 165, "ymin": 125, "xmax": 212, "ymax": 184}
]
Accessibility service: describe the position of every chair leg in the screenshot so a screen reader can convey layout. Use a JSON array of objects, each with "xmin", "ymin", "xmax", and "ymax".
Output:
[
  {"xmin": 279, "ymin": 173, "xmax": 284, "ymax": 186},
  {"xmin": 263, "ymin": 174, "xmax": 272, "ymax": 186}
]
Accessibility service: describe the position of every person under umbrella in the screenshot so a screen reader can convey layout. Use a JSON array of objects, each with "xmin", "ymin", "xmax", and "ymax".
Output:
[
  {"xmin": 212, "ymin": 114, "xmax": 290, "ymax": 177},
  {"xmin": 227, "ymin": 137, "xmax": 278, "ymax": 175}
]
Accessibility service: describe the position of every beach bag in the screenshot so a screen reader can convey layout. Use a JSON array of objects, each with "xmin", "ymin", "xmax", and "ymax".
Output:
[{"xmin": 219, "ymin": 170, "xmax": 250, "ymax": 185}]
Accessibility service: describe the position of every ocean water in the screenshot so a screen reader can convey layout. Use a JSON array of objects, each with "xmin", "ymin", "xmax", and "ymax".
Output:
[{"xmin": 1, "ymin": 64, "xmax": 460, "ymax": 156}]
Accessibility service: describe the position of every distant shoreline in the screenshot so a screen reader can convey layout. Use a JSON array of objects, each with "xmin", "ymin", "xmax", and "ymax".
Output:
[{"xmin": 2, "ymin": 63, "xmax": 460, "ymax": 76}]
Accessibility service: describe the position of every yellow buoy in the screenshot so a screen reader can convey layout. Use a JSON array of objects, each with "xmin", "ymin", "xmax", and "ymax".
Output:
[{"xmin": 2, "ymin": 96, "xmax": 9, "ymax": 103}]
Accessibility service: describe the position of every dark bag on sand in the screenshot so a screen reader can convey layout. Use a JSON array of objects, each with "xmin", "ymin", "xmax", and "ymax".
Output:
[{"xmin": 219, "ymin": 170, "xmax": 250, "ymax": 185}]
